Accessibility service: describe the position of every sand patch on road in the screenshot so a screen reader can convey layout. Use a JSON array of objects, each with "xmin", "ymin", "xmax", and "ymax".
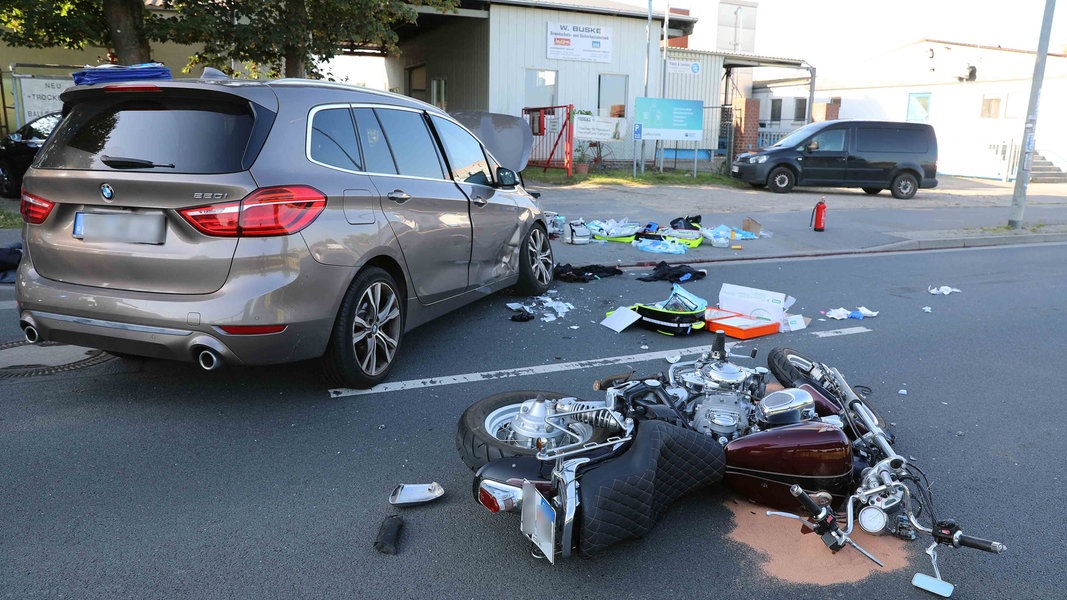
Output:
[{"xmin": 724, "ymin": 496, "xmax": 910, "ymax": 585}]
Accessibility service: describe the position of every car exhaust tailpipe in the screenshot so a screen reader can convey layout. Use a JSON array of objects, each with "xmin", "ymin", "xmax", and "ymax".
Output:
[
  {"xmin": 23, "ymin": 325, "xmax": 40, "ymax": 344},
  {"xmin": 197, "ymin": 348, "xmax": 222, "ymax": 371}
]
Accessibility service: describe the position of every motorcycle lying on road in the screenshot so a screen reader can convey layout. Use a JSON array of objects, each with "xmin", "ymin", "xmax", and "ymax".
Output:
[{"xmin": 456, "ymin": 333, "xmax": 1004, "ymax": 597}]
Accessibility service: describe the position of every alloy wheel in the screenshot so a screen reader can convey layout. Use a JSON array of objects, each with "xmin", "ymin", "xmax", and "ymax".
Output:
[
  {"xmin": 526, "ymin": 227, "xmax": 553, "ymax": 287},
  {"xmin": 351, "ymin": 281, "xmax": 402, "ymax": 376}
]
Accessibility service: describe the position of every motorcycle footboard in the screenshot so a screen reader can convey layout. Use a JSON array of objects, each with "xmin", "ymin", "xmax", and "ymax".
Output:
[{"xmin": 575, "ymin": 420, "xmax": 726, "ymax": 557}]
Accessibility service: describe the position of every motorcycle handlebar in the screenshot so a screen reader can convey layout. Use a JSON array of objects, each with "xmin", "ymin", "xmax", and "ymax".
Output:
[
  {"xmin": 956, "ymin": 532, "xmax": 1007, "ymax": 554},
  {"xmin": 790, "ymin": 485, "xmax": 825, "ymax": 518}
]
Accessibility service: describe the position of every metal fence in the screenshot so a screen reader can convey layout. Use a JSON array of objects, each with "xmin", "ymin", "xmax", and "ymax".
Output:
[{"xmin": 521, "ymin": 104, "xmax": 574, "ymax": 176}]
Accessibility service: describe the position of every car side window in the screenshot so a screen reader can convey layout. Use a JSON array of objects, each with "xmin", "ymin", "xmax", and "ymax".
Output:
[
  {"xmin": 374, "ymin": 109, "xmax": 446, "ymax": 179},
  {"xmin": 26, "ymin": 114, "xmax": 61, "ymax": 140},
  {"xmin": 430, "ymin": 116, "xmax": 493, "ymax": 186},
  {"xmin": 811, "ymin": 129, "xmax": 846, "ymax": 152},
  {"xmin": 310, "ymin": 107, "xmax": 363, "ymax": 171},
  {"xmin": 353, "ymin": 108, "xmax": 398, "ymax": 175}
]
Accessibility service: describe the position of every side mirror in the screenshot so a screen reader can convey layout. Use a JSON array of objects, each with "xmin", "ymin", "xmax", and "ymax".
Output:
[
  {"xmin": 496, "ymin": 167, "xmax": 518, "ymax": 187},
  {"xmin": 806, "ymin": 141, "xmax": 819, "ymax": 152},
  {"xmin": 8, "ymin": 133, "xmax": 22, "ymax": 142}
]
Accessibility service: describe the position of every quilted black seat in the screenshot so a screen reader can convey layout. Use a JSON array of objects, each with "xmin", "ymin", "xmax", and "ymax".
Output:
[{"xmin": 576, "ymin": 419, "xmax": 726, "ymax": 557}]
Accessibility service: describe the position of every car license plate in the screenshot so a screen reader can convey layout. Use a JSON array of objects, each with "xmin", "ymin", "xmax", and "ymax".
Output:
[
  {"xmin": 731, "ymin": 165, "xmax": 740, "ymax": 173},
  {"xmin": 74, "ymin": 212, "xmax": 166, "ymax": 244},
  {"xmin": 520, "ymin": 480, "xmax": 556, "ymax": 564}
]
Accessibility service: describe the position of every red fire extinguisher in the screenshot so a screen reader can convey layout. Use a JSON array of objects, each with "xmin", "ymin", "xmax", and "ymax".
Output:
[{"xmin": 811, "ymin": 198, "xmax": 827, "ymax": 232}]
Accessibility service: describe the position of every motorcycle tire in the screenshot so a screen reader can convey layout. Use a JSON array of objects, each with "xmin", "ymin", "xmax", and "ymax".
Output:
[
  {"xmin": 767, "ymin": 347, "xmax": 887, "ymax": 430},
  {"xmin": 456, "ymin": 390, "xmax": 614, "ymax": 471}
]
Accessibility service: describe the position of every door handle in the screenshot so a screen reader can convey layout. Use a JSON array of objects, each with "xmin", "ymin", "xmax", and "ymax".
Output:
[
  {"xmin": 471, "ymin": 196, "xmax": 488, "ymax": 207},
  {"xmin": 387, "ymin": 190, "xmax": 412, "ymax": 203}
]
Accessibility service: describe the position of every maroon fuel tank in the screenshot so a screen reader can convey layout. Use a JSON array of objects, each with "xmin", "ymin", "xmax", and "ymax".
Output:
[{"xmin": 724, "ymin": 421, "xmax": 853, "ymax": 511}]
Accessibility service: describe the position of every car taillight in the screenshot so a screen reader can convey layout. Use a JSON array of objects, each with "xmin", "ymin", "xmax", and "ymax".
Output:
[
  {"xmin": 179, "ymin": 185, "xmax": 326, "ymax": 237},
  {"xmin": 20, "ymin": 192, "xmax": 56, "ymax": 224},
  {"xmin": 477, "ymin": 483, "xmax": 516, "ymax": 514}
]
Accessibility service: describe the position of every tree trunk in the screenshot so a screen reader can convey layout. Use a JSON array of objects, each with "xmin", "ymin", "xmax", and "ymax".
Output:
[
  {"xmin": 102, "ymin": 0, "xmax": 152, "ymax": 65},
  {"xmin": 283, "ymin": 0, "xmax": 308, "ymax": 78},
  {"xmin": 284, "ymin": 45, "xmax": 306, "ymax": 79}
]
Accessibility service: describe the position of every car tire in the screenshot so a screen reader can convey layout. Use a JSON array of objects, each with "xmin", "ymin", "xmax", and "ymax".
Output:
[
  {"xmin": 862, "ymin": 187, "xmax": 882, "ymax": 195},
  {"xmin": 766, "ymin": 166, "xmax": 795, "ymax": 193},
  {"xmin": 0, "ymin": 160, "xmax": 19, "ymax": 199},
  {"xmin": 514, "ymin": 224, "xmax": 553, "ymax": 295},
  {"xmin": 322, "ymin": 267, "xmax": 405, "ymax": 389},
  {"xmin": 890, "ymin": 173, "xmax": 918, "ymax": 199}
]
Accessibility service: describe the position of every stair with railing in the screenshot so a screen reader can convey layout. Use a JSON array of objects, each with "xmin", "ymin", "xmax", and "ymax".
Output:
[{"xmin": 1030, "ymin": 154, "xmax": 1067, "ymax": 183}]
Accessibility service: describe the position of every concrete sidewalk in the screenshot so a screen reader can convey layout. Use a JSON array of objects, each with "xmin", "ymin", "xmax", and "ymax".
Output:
[{"xmin": 534, "ymin": 176, "xmax": 1067, "ymax": 267}]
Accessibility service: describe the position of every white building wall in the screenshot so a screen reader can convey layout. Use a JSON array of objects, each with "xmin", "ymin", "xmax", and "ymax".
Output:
[
  {"xmin": 664, "ymin": 49, "xmax": 727, "ymax": 157},
  {"xmin": 754, "ymin": 42, "xmax": 1067, "ymax": 179},
  {"xmin": 487, "ymin": 4, "xmax": 664, "ymax": 161}
]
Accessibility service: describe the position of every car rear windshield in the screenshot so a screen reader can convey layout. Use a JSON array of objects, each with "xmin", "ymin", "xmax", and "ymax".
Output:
[{"xmin": 37, "ymin": 95, "xmax": 255, "ymax": 174}]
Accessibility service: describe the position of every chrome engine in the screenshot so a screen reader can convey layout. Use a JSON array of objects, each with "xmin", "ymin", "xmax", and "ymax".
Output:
[{"xmin": 666, "ymin": 343, "xmax": 818, "ymax": 444}]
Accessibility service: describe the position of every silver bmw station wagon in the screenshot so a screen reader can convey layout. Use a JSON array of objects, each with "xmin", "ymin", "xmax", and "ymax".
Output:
[{"xmin": 16, "ymin": 78, "xmax": 554, "ymax": 388}]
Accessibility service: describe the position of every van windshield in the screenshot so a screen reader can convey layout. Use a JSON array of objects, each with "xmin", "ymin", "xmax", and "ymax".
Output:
[{"xmin": 768, "ymin": 122, "xmax": 824, "ymax": 150}]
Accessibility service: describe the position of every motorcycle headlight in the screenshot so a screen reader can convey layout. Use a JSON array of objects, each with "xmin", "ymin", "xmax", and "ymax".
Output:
[{"xmin": 748, "ymin": 155, "xmax": 768, "ymax": 164}]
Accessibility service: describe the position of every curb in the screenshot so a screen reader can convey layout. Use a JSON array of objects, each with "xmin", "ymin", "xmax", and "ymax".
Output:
[{"xmin": 604, "ymin": 232, "xmax": 1067, "ymax": 269}]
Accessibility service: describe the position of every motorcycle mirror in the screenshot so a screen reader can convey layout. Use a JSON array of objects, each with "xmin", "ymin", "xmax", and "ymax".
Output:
[
  {"xmin": 912, "ymin": 573, "xmax": 954, "ymax": 598},
  {"xmin": 389, "ymin": 482, "xmax": 445, "ymax": 505}
]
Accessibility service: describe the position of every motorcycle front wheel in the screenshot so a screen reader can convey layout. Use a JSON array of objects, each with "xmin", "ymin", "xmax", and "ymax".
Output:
[
  {"xmin": 456, "ymin": 390, "xmax": 613, "ymax": 471},
  {"xmin": 767, "ymin": 347, "xmax": 888, "ymax": 431}
]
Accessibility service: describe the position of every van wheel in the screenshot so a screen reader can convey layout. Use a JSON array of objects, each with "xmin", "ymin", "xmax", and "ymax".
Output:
[
  {"xmin": 890, "ymin": 173, "xmax": 918, "ymax": 199},
  {"xmin": 322, "ymin": 267, "xmax": 405, "ymax": 389},
  {"xmin": 862, "ymin": 188, "xmax": 882, "ymax": 195},
  {"xmin": 767, "ymin": 167, "xmax": 795, "ymax": 193}
]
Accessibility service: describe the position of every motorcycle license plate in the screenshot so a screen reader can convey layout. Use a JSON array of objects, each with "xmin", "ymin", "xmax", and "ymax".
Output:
[{"xmin": 520, "ymin": 480, "xmax": 556, "ymax": 564}]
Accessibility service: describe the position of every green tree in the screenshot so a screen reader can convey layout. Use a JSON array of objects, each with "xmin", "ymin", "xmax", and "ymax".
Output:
[
  {"xmin": 166, "ymin": 0, "xmax": 458, "ymax": 78},
  {"xmin": 1, "ymin": 0, "xmax": 458, "ymax": 78},
  {"xmin": 0, "ymin": 0, "xmax": 159, "ymax": 64}
]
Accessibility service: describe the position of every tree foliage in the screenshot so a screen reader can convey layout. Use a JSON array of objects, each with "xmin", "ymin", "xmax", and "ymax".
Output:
[{"xmin": 1, "ymin": 0, "xmax": 459, "ymax": 78}]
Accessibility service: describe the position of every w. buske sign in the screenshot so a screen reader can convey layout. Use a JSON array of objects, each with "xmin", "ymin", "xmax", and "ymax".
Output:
[
  {"xmin": 547, "ymin": 22, "xmax": 612, "ymax": 63},
  {"xmin": 634, "ymin": 97, "xmax": 704, "ymax": 141}
]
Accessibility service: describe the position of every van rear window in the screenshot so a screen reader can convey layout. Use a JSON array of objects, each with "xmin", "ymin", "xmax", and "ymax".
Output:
[
  {"xmin": 856, "ymin": 128, "xmax": 929, "ymax": 153},
  {"xmin": 37, "ymin": 96, "xmax": 255, "ymax": 174}
]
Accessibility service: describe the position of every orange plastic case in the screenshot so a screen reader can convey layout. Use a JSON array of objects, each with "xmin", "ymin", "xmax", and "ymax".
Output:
[{"xmin": 704, "ymin": 309, "xmax": 780, "ymax": 339}]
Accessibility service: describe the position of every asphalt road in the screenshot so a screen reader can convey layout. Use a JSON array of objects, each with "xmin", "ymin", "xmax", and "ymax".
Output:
[{"xmin": 2, "ymin": 242, "xmax": 1064, "ymax": 599}]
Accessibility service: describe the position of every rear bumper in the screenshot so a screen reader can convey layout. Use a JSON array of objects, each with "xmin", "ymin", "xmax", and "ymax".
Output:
[{"xmin": 15, "ymin": 257, "xmax": 353, "ymax": 366}]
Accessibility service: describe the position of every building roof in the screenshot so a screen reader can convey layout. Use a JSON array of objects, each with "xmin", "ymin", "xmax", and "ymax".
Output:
[{"xmin": 485, "ymin": 0, "xmax": 696, "ymax": 23}]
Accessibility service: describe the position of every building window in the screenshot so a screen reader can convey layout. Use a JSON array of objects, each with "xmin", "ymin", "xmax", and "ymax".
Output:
[
  {"xmin": 907, "ymin": 93, "xmax": 931, "ymax": 123},
  {"xmin": 980, "ymin": 96, "xmax": 1001, "ymax": 119},
  {"xmin": 431, "ymin": 78, "xmax": 447, "ymax": 110},
  {"xmin": 769, "ymin": 98, "xmax": 782, "ymax": 125},
  {"xmin": 406, "ymin": 65, "xmax": 427, "ymax": 102},
  {"xmin": 793, "ymin": 98, "xmax": 807, "ymax": 122},
  {"xmin": 525, "ymin": 69, "xmax": 557, "ymax": 108},
  {"xmin": 598, "ymin": 74, "xmax": 628, "ymax": 118}
]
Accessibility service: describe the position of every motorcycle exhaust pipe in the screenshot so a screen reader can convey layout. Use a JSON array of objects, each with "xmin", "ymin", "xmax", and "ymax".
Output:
[
  {"xmin": 196, "ymin": 348, "xmax": 223, "ymax": 371},
  {"xmin": 23, "ymin": 324, "xmax": 40, "ymax": 344}
]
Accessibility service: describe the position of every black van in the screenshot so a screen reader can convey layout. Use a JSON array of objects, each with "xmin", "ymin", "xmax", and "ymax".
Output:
[{"xmin": 730, "ymin": 120, "xmax": 938, "ymax": 199}]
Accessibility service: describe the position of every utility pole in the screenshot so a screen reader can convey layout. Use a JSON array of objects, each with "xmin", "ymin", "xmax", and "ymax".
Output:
[{"xmin": 1009, "ymin": 0, "xmax": 1057, "ymax": 229}]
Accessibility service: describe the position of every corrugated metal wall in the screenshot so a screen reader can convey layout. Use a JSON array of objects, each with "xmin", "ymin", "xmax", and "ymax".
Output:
[
  {"xmin": 488, "ymin": 4, "xmax": 662, "ymax": 162},
  {"xmin": 396, "ymin": 17, "xmax": 490, "ymax": 112},
  {"xmin": 663, "ymin": 49, "xmax": 727, "ymax": 163}
]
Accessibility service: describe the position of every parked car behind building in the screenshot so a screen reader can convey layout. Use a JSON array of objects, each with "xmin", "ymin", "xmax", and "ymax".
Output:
[
  {"xmin": 731, "ymin": 120, "xmax": 938, "ymax": 199},
  {"xmin": 16, "ymin": 79, "xmax": 553, "ymax": 388}
]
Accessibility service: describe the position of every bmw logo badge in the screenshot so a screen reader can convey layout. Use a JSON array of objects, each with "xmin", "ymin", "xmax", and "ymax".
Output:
[{"xmin": 100, "ymin": 183, "xmax": 115, "ymax": 202}]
